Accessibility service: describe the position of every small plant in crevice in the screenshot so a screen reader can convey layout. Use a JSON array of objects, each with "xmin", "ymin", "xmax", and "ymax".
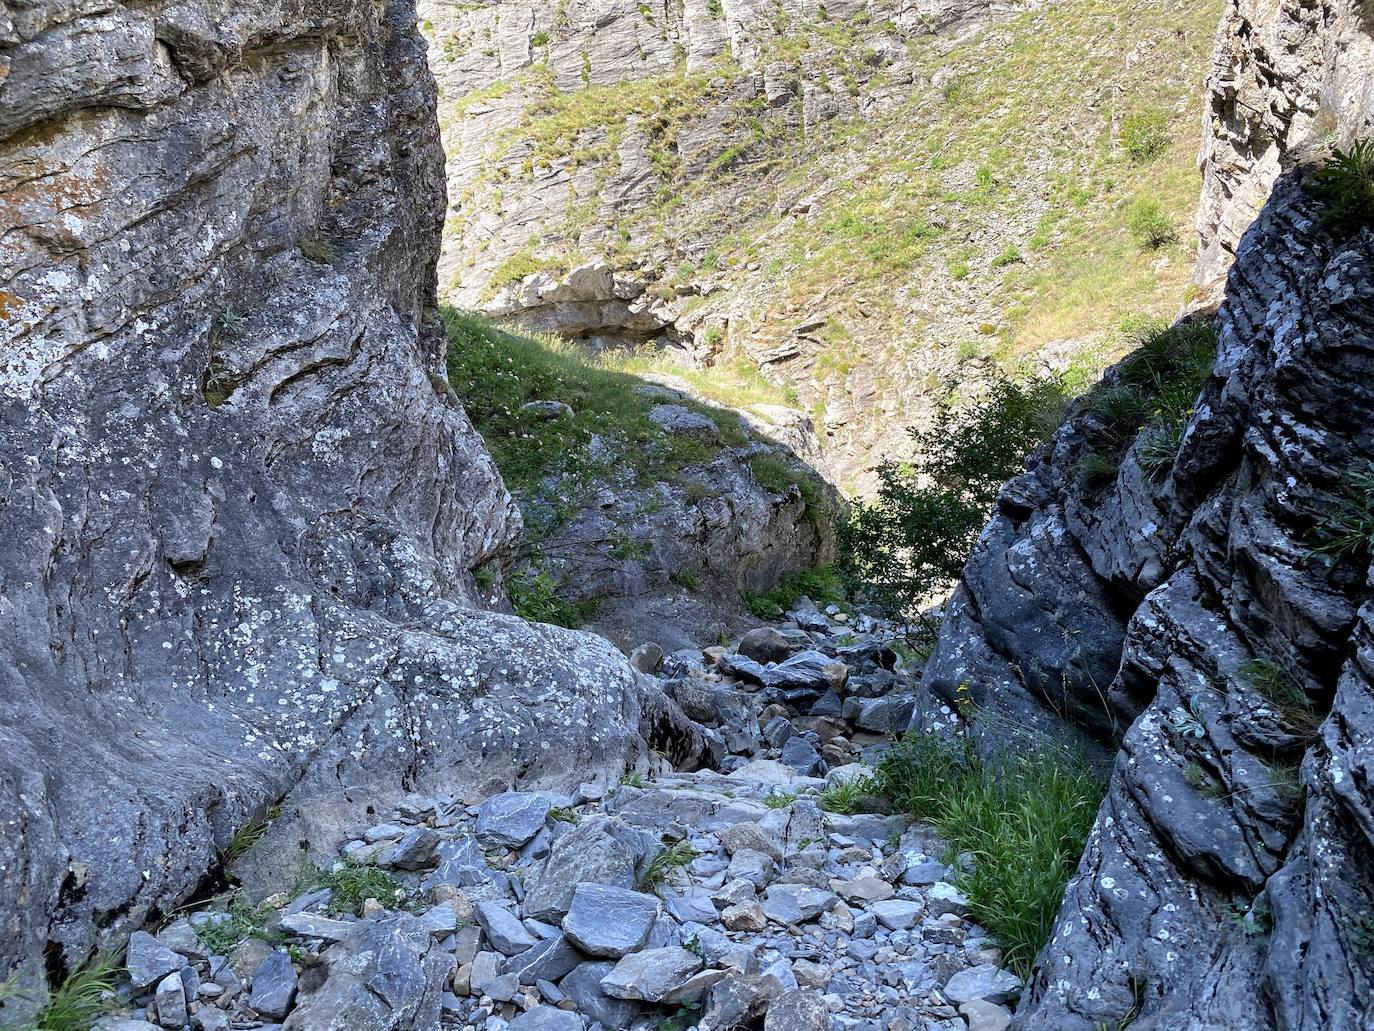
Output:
[
  {"xmin": 1264, "ymin": 757, "xmax": 1304, "ymax": 811},
  {"xmin": 638, "ymin": 840, "xmax": 698, "ymax": 893},
  {"xmin": 673, "ymin": 566, "xmax": 702, "ymax": 592},
  {"xmin": 1074, "ymin": 451, "xmax": 1120, "ymax": 488},
  {"xmin": 1240, "ymin": 658, "xmax": 1321, "ymax": 739},
  {"xmin": 191, "ymin": 891, "xmax": 280, "ymax": 956},
  {"xmin": 1309, "ymin": 138, "xmax": 1374, "ymax": 233},
  {"xmin": 220, "ymin": 815, "xmax": 271, "ymax": 869},
  {"xmin": 818, "ymin": 776, "xmax": 881, "ymax": 815},
  {"xmin": 1169, "ymin": 694, "xmax": 1207, "ymax": 740},
  {"xmin": 608, "ymin": 528, "xmax": 651, "ymax": 561},
  {"xmin": 1227, "ymin": 894, "xmax": 1272, "ymax": 937},
  {"xmin": 24, "ymin": 953, "xmax": 124, "ymax": 1031},
  {"xmin": 1181, "ymin": 761, "xmax": 1226, "ymax": 800},
  {"xmin": 297, "ymin": 858, "xmax": 409, "ymax": 916},
  {"xmin": 763, "ymin": 791, "xmax": 798, "ymax": 809},
  {"xmin": 1307, "ymin": 461, "xmax": 1374, "ymax": 572},
  {"xmin": 548, "ymin": 806, "xmax": 580, "ymax": 824}
]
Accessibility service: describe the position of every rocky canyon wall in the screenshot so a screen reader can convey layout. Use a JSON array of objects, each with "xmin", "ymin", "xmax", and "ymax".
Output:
[
  {"xmin": 0, "ymin": 0, "xmax": 659, "ymax": 998},
  {"xmin": 920, "ymin": 0, "xmax": 1374, "ymax": 1026}
]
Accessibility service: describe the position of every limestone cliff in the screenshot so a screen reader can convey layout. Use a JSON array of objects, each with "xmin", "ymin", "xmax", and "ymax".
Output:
[
  {"xmin": 0, "ymin": 0, "xmax": 661, "ymax": 998},
  {"xmin": 920, "ymin": 0, "xmax": 1374, "ymax": 1026},
  {"xmin": 421, "ymin": 0, "xmax": 1222, "ymax": 488}
]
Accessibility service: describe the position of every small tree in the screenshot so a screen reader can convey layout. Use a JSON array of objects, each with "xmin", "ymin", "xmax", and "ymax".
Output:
[{"xmin": 839, "ymin": 377, "xmax": 1069, "ymax": 616}]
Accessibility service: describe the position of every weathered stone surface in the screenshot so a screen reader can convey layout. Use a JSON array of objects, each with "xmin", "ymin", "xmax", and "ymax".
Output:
[
  {"xmin": 599, "ymin": 947, "xmax": 704, "ymax": 1003},
  {"xmin": 474, "ymin": 900, "xmax": 538, "ymax": 956},
  {"xmin": 476, "ymin": 792, "xmax": 552, "ymax": 848},
  {"xmin": 524, "ymin": 816, "xmax": 652, "ymax": 921},
  {"xmin": 560, "ymin": 961, "xmax": 639, "ymax": 1030},
  {"xmin": 942, "ymin": 964, "xmax": 1022, "ymax": 1007},
  {"xmin": 248, "ymin": 951, "xmax": 297, "ymax": 1022},
  {"xmin": 560, "ymin": 884, "xmax": 659, "ymax": 957},
  {"xmin": 127, "ymin": 932, "xmax": 181, "ymax": 990},
  {"xmin": 507, "ymin": 1005, "xmax": 584, "ymax": 1031},
  {"xmin": 285, "ymin": 915, "xmax": 449, "ymax": 1031},
  {"xmin": 764, "ymin": 989, "xmax": 830, "ymax": 1031},
  {"xmin": 154, "ymin": 972, "xmax": 187, "ymax": 1030},
  {"xmin": 505, "ymin": 935, "xmax": 583, "ymax": 986},
  {"xmin": 0, "ymin": 0, "xmax": 659, "ymax": 992},
  {"xmin": 738, "ymin": 628, "xmax": 793, "ymax": 665}
]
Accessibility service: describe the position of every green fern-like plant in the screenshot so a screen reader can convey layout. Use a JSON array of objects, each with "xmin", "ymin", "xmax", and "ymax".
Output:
[{"xmin": 1310, "ymin": 139, "xmax": 1374, "ymax": 232}]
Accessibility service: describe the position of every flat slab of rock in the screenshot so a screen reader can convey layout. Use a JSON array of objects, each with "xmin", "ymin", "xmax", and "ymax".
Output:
[
  {"xmin": 764, "ymin": 989, "xmax": 829, "ymax": 1031},
  {"xmin": 476, "ymin": 792, "xmax": 552, "ymax": 848},
  {"xmin": 600, "ymin": 947, "xmax": 704, "ymax": 1003},
  {"xmin": 508, "ymin": 1004, "xmax": 585, "ymax": 1031},
  {"xmin": 127, "ymin": 931, "xmax": 181, "ymax": 989},
  {"xmin": 561, "ymin": 883, "xmax": 659, "ymax": 957},
  {"xmin": 943, "ymin": 963, "xmax": 1024, "ymax": 1006},
  {"xmin": 869, "ymin": 899, "xmax": 923, "ymax": 931},
  {"xmin": 279, "ymin": 912, "xmax": 354, "ymax": 942}
]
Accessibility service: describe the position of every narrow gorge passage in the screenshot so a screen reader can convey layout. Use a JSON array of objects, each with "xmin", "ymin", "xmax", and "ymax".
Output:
[{"xmin": 0, "ymin": 1, "xmax": 1371, "ymax": 1031}]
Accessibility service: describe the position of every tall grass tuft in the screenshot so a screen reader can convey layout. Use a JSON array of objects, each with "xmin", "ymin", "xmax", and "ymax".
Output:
[{"xmin": 875, "ymin": 730, "xmax": 1104, "ymax": 976}]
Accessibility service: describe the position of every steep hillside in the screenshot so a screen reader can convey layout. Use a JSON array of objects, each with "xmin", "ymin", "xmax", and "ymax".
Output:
[{"xmin": 423, "ymin": 0, "xmax": 1222, "ymax": 487}]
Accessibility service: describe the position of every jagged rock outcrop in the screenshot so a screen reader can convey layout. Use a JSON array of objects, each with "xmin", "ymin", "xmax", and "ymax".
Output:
[
  {"xmin": 0, "ymin": 0, "xmax": 662, "ymax": 1006},
  {"xmin": 920, "ymin": 2, "xmax": 1374, "ymax": 1026}
]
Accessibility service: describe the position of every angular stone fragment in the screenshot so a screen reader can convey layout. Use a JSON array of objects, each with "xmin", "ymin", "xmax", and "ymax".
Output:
[
  {"xmin": 248, "ymin": 951, "xmax": 297, "ymax": 1021},
  {"xmin": 475, "ymin": 900, "xmax": 539, "ymax": 955},
  {"xmin": 476, "ymin": 792, "xmax": 552, "ymax": 848},
  {"xmin": 599, "ymin": 947, "xmax": 704, "ymax": 1003},
  {"xmin": 561, "ymin": 883, "xmax": 659, "ymax": 957},
  {"xmin": 128, "ymin": 931, "xmax": 181, "ymax": 990},
  {"xmin": 942, "ymin": 964, "xmax": 1024, "ymax": 1007},
  {"xmin": 763, "ymin": 989, "xmax": 829, "ymax": 1031}
]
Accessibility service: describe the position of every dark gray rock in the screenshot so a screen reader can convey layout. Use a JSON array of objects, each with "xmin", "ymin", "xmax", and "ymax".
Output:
[
  {"xmin": 475, "ymin": 900, "xmax": 538, "ymax": 956},
  {"xmin": 476, "ymin": 793, "xmax": 552, "ymax": 849},
  {"xmin": 248, "ymin": 951, "xmax": 297, "ymax": 1022},
  {"xmin": 423, "ymin": 835, "xmax": 497, "ymax": 892},
  {"xmin": 508, "ymin": 1005, "xmax": 585, "ymax": 1031},
  {"xmin": 779, "ymin": 737, "xmax": 824, "ymax": 777},
  {"xmin": 942, "ymin": 965, "xmax": 1022, "ymax": 1007},
  {"xmin": 629, "ymin": 643, "xmax": 665, "ymax": 674},
  {"xmin": 279, "ymin": 912, "xmax": 353, "ymax": 942},
  {"xmin": 560, "ymin": 961, "xmax": 640, "ymax": 1030},
  {"xmin": 127, "ymin": 932, "xmax": 181, "ymax": 990},
  {"xmin": 561, "ymin": 883, "xmax": 659, "ymax": 957},
  {"xmin": 506, "ymin": 935, "xmax": 584, "ymax": 986},
  {"xmin": 386, "ymin": 827, "xmax": 441, "ymax": 871},
  {"xmin": 524, "ymin": 816, "xmax": 650, "ymax": 921},
  {"xmin": 599, "ymin": 947, "xmax": 704, "ymax": 1003},
  {"xmin": 285, "ymin": 915, "xmax": 449, "ymax": 1031},
  {"xmin": 154, "ymin": 972, "xmax": 187, "ymax": 1029}
]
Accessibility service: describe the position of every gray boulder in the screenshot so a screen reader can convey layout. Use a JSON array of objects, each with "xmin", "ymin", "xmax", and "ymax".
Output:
[
  {"xmin": 127, "ymin": 931, "xmax": 181, "ymax": 990},
  {"xmin": 524, "ymin": 816, "xmax": 651, "ymax": 921},
  {"xmin": 561, "ymin": 883, "xmax": 659, "ymax": 957},
  {"xmin": 508, "ymin": 1005, "xmax": 584, "ymax": 1031},
  {"xmin": 474, "ymin": 900, "xmax": 538, "ymax": 955},
  {"xmin": 599, "ymin": 947, "xmax": 704, "ymax": 1003},
  {"xmin": 738, "ymin": 628, "xmax": 792, "ymax": 665},
  {"xmin": 476, "ymin": 793, "xmax": 552, "ymax": 849},
  {"xmin": 248, "ymin": 951, "xmax": 297, "ymax": 1022},
  {"xmin": 560, "ymin": 961, "xmax": 640, "ymax": 1030},
  {"xmin": 942, "ymin": 964, "xmax": 1023, "ymax": 1007},
  {"xmin": 763, "ymin": 989, "xmax": 829, "ymax": 1031}
]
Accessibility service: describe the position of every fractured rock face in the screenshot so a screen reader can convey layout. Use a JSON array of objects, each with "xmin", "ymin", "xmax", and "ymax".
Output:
[{"xmin": 0, "ymin": 0, "xmax": 655, "ymax": 995}]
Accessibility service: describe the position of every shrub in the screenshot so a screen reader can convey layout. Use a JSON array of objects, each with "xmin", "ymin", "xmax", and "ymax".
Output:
[
  {"xmin": 741, "ymin": 566, "xmax": 844, "ymax": 620},
  {"xmin": 875, "ymin": 731, "xmax": 1104, "ymax": 976},
  {"xmin": 837, "ymin": 377, "xmax": 1069, "ymax": 616},
  {"xmin": 1310, "ymin": 138, "xmax": 1374, "ymax": 232},
  {"xmin": 531, "ymin": 29, "xmax": 550, "ymax": 46},
  {"xmin": 819, "ymin": 776, "xmax": 881, "ymax": 814},
  {"xmin": 506, "ymin": 569, "xmax": 599, "ymax": 628},
  {"xmin": 1128, "ymin": 199, "xmax": 1176, "ymax": 249},
  {"xmin": 1120, "ymin": 109, "xmax": 1169, "ymax": 162}
]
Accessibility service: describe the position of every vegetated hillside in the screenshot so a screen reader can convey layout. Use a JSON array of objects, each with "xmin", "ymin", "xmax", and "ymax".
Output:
[
  {"xmin": 422, "ymin": 0, "xmax": 1223, "ymax": 488},
  {"xmin": 441, "ymin": 309, "xmax": 836, "ymax": 651}
]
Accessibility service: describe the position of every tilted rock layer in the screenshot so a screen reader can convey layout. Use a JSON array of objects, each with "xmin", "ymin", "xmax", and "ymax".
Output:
[
  {"xmin": 921, "ymin": 1, "xmax": 1374, "ymax": 1026},
  {"xmin": 0, "ymin": 0, "xmax": 656, "ymax": 996}
]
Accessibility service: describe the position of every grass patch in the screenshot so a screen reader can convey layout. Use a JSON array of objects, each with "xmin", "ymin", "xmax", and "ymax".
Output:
[
  {"xmin": 192, "ymin": 892, "xmax": 279, "ymax": 956},
  {"xmin": 741, "ymin": 566, "xmax": 844, "ymax": 621},
  {"xmin": 1241, "ymin": 659, "xmax": 1321, "ymax": 739},
  {"xmin": 1119, "ymin": 109, "xmax": 1170, "ymax": 162},
  {"xmin": 818, "ymin": 776, "xmax": 880, "ymax": 814},
  {"xmin": 25, "ymin": 955, "xmax": 123, "ymax": 1031},
  {"xmin": 297, "ymin": 860, "xmax": 409, "ymax": 916},
  {"xmin": 763, "ymin": 791, "xmax": 797, "ymax": 809},
  {"xmin": 639, "ymin": 840, "xmax": 699, "ymax": 893},
  {"xmin": 875, "ymin": 730, "xmax": 1104, "ymax": 976}
]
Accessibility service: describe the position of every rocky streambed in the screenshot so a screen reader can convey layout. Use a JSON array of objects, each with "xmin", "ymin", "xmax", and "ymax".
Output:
[{"xmin": 101, "ymin": 604, "xmax": 1024, "ymax": 1031}]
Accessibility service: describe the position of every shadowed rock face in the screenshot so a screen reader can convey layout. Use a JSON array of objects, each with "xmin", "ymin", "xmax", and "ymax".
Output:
[
  {"xmin": 920, "ymin": 2, "xmax": 1374, "ymax": 1026},
  {"xmin": 0, "ymin": 0, "xmax": 653, "ymax": 992}
]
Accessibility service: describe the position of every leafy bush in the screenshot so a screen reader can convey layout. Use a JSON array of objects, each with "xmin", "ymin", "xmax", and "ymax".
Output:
[
  {"xmin": 506, "ymin": 569, "xmax": 599, "ymax": 628},
  {"xmin": 1128, "ymin": 198, "xmax": 1176, "ymax": 249},
  {"xmin": 837, "ymin": 377, "xmax": 1069, "ymax": 616},
  {"xmin": 1310, "ymin": 138, "xmax": 1374, "ymax": 232},
  {"xmin": 1120, "ymin": 109, "xmax": 1169, "ymax": 162},
  {"xmin": 741, "ymin": 566, "xmax": 844, "ymax": 620},
  {"xmin": 875, "ymin": 731, "xmax": 1104, "ymax": 976}
]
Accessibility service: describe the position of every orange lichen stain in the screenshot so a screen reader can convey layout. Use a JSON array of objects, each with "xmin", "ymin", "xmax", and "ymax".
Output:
[{"xmin": 0, "ymin": 291, "xmax": 22, "ymax": 322}]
